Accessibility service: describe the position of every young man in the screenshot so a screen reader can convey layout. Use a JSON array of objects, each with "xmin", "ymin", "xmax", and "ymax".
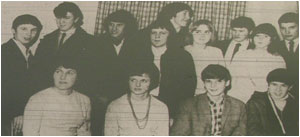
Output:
[
  {"xmin": 215, "ymin": 16, "xmax": 255, "ymax": 66},
  {"xmin": 246, "ymin": 68, "xmax": 298, "ymax": 135},
  {"xmin": 90, "ymin": 10, "xmax": 138, "ymax": 135},
  {"xmin": 170, "ymin": 64, "xmax": 246, "ymax": 136},
  {"xmin": 2, "ymin": 14, "xmax": 43, "ymax": 135},
  {"xmin": 155, "ymin": 2, "xmax": 194, "ymax": 48},
  {"xmin": 136, "ymin": 20, "xmax": 197, "ymax": 119},
  {"xmin": 35, "ymin": 2, "xmax": 96, "ymax": 92},
  {"xmin": 277, "ymin": 12, "xmax": 299, "ymax": 99}
]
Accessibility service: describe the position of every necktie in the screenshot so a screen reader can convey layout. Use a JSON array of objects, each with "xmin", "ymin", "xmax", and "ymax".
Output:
[
  {"xmin": 26, "ymin": 48, "xmax": 33, "ymax": 69},
  {"xmin": 58, "ymin": 33, "xmax": 66, "ymax": 49},
  {"xmin": 231, "ymin": 43, "xmax": 241, "ymax": 61},
  {"xmin": 289, "ymin": 40, "xmax": 294, "ymax": 54}
]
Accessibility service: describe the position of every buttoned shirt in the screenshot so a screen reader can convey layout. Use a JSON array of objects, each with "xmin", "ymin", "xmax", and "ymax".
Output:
[
  {"xmin": 284, "ymin": 38, "xmax": 299, "ymax": 53},
  {"xmin": 207, "ymin": 94, "xmax": 224, "ymax": 136},
  {"xmin": 224, "ymin": 39, "xmax": 249, "ymax": 66},
  {"xmin": 113, "ymin": 39, "xmax": 124, "ymax": 55},
  {"xmin": 13, "ymin": 39, "xmax": 38, "ymax": 61},
  {"xmin": 58, "ymin": 27, "xmax": 76, "ymax": 46}
]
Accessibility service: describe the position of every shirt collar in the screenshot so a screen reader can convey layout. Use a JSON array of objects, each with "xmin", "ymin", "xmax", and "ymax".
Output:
[
  {"xmin": 151, "ymin": 45, "xmax": 167, "ymax": 57},
  {"xmin": 232, "ymin": 39, "xmax": 249, "ymax": 46},
  {"xmin": 284, "ymin": 38, "xmax": 299, "ymax": 50},
  {"xmin": 60, "ymin": 27, "xmax": 76, "ymax": 35},
  {"xmin": 207, "ymin": 93, "xmax": 225, "ymax": 105},
  {"xmin": 13, "ymin": 38, "xmax": 39, "ymax": 56}
]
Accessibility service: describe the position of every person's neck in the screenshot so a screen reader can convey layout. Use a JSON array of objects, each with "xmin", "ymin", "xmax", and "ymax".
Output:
[
  {"xmin": 53, "ymin": 87, "xmax": 73, "ymax": 95},
  {"xmin": 60, "ymin": 26, "xmax": 76, "ymax": 33},
  {"xmin": 152, "ymin": 44, "xmax": 167, "ymax": 49},
  {"xmin": 208, "ymin": 93, "xmax": 224, "ymax": 103},
  {"xmin": 130, "ymin": 93, "xmax": 150, "ymax": 101},
  {"xmin": 255, "ymin": 46, "xmax": 268, "ymax": 51},
  {"xmin": 170, "ymin": 19, "xmax": 181, "ymax": 33},
  {"xmin": 233, "ymin": 38, "xmax": 248, "ymax": 44},
  {"xmin": 193, "ymin": 42, "xmax": 207, "ymax": 49}
]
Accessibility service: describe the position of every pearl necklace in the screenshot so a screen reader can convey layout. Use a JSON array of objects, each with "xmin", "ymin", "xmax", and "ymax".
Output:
[{"xmin": 127, "ymin": 94, "xmax": 151, "ymax": 129}]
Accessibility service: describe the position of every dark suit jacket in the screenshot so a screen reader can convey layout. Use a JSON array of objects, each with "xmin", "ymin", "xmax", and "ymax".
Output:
[
  {"xmin": 214, "ymin": 39, "xmax": 251, "ymax": 57},
  {"xmin": 170, "ymin": 94, "xmax": 247, "ymax": 136},
  {"xmin": 135, "ymin": 43, "xmax": 197, "ymax": 118},
  {"xmin": 246, "ymin": 92, "xmax": 298, "ymax": 136},
  {"xmin": 277, "ymin": 41, "xmax": 299, "ymax": 97},
  {"xmin": 35, "ymin": 27, "xmax": 97, "ymax": 94},
  {"xmin": 91, "ymin": 34, "xmax": 138, "ymax": 101},
  {"xmin": 1, "ymin": 39, "xmax": 41, "ymax": 125}
]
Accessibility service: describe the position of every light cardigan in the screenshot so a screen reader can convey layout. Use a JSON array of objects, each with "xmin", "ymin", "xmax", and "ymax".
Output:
[
  {"xmin": 23, "ymin": 87, "xmax": 91, "ymax": 136},
  {"xmin": 228, "ymin": 49, "xmax": 286, "ymax": 103},
  {"xmin": 104, "ymin": 94, "xmax": 169, "ymax": 136},
  {"xmin": 185, "ymin": 45, "xmax": 225, "ymax": 95}
]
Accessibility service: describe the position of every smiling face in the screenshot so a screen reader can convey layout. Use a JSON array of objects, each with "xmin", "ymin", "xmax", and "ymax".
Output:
[
  {"xmin": 204, "ymin": 79, "xmax": 229, "ymax": 97},
  {"xmin": 108, "ymin": 21, "xmax": 126, "ymax": 39},
  {"xmin": 192, "ymin": 24, "xmax": 212, "ymax": 45},
  {"xmin": 231, "ymin": 27, "xmax": 249, "ymax": 42},
  {"xmin": 53, "ymin": 66, "xmax": 77, "ymax": 90},
  {"xmin": 268, "ymin": 81, "xmax": 291, "ymax": 100},
  {"xmin": 253, "ymin": 33, "xmax": 271, "ymax": 49},
  {"xmin": 129, "ymin": 73, "xmax": 151, "ymax": 96},
  {"xmin": 56, "ymin": 12, "xmax": 78, "ymax": 32},
  {"xmin": 279, "ymin": 22, "xmax": 299, "ymax": 41},
  {"xmin": 171, "ymin": 10, "xmax": 191, "ymax": 28},
  {"xmin": 13, "ymin": 24, "xmax": 38, "ymax": 46},
  {"xmin": 151, "ymin": 28, "xmax": 169, "ymax": 48}
]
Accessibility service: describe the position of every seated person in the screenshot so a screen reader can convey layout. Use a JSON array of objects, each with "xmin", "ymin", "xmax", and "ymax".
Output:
[
  {"xmin": 246, "ymin": 68, "xmax": 298, "ymax": 136},
  {"xmin": 104, "ymin": 63, "xmax": 169, "ymax": 136},
  {"xmin": 22, "ymin": 59, "xmax": 91, "ymax": 136},
  {"xmin": 170, "ymin": 64, "xmax": 246, "ymax": 136}
]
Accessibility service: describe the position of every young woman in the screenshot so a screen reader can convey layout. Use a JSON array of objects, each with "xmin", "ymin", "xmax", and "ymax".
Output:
[
  {"xmin": 229, "ymin": 23, "xmax": 286, "ymax": 103},
  {"xmin": 104, "ymin": 63, "xmax": 169, "ymax": 136},
  {"xmin": 23, "ymin": 60, "xmax": 91, "ymax": 136},
  {"xmin": 184, "ymin": 20, "xmax": 225, "ymax": 95}
]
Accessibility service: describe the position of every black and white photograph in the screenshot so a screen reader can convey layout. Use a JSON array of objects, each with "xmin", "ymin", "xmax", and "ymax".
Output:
[{"xmin": 1, "ymin": 1, "xmax": 299, "ymax": 136}]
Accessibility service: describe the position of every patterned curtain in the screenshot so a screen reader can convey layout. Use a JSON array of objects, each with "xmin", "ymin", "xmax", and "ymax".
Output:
[{"xmin": 94, "ymin": 1, "xmax": 246, "ymax": 40}]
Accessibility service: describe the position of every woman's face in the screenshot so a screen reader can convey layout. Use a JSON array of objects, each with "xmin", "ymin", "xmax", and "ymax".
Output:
[
  {"xmin": 192, "ymin": 24, "xmax": 212, "ymax": 45},
  {"xmin": 253, "ymin": 33, "xmax": 271, "ymax": 49},
  {"xmin": 53, "ymin": 66, "xmax": 77, "ymax": 90},
  {"xmin": 129, "ymin": 73, "xmax": 151, "ymax": 96}
]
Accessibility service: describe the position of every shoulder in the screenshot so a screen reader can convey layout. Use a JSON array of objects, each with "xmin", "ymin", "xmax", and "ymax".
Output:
[
  {"xmin": 151, "ymin": 96, "xmax": 168, "ymax": 110},
  {"xmin": 215, "ymin": 40, "xmax": 231, "ymax": 47},
  {"xmin": 226, "ymin": 95, "xmax": 245, "ymax": 107},
  {"xmin": 1, "ymin": 39, "xmax": 15, "ymax": 51},
  {"xmin": 29, "ymin": 88, "xmax": 53, "ymax": 101},
  {"xmin": 246, "ymin": 91, "xmax": 268, "ymax": 106},
  {"xmin": 184, "ymin": 45, "xmax": 193, "ymax": 51},
  {"xmin": 73, "ymin": 90, "xmax": 91, "ymax": 104},
  {"xmin": 43, "ymin": 29, "xmax": 59, "ymax": 39},
  {"xmin": 207, "ymin": 46, "xmax": 223, "ymax": 53},
  {"xmin": 108, "ymin": 94, "xmax": 127, "ymax": 109}
]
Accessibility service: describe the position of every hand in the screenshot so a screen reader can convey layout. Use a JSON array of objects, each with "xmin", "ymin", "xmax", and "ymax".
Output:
[{"xmin": 13, "ymin": 115, "xmax": 23, "ymax": 135}]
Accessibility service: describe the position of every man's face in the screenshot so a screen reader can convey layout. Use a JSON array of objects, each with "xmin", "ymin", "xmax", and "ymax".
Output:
[
  {"xmin": 129, "ymin": 73, "xmax": 151, "ymax": 96},
  {"xmin": 108, "ymin": 21, "xmax": 126, "ymax": 39},
  {"xmin": 268, "ymin": 81, "xmax": 291, "ymax": 100},
  {"xmin": 171, "ymin": 10, "xmax": 191, "ymax": 27},
  {"xmin": 151, "ymin": 28, "xmax": 169, "ymax": 48},
  {"xmin": 231, "ymin": 27, "xmax": 249, "ymax": 42},
  {"xmin": 204, "ymin": 79, "xmax": 229, "ymax": 97},
  {"xmin": 279, "ymin": 22, "xmax": 299, "ymax": 41},
  {"xmin": 56, "ymin": 12, "xmax": 78, "ymax": 32},
  {"xmin": 53, "ymin": 66, "xmax": 77, "ymax": 90},
  {"xmin": 12, "ymin": 24, "xmax": 38, "ymax": 46}
]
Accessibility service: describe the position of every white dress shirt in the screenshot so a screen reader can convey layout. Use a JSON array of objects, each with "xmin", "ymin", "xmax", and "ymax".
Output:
[{"xmin": 224, "ymin": 39, "xmax": 250, "ymax": 66}]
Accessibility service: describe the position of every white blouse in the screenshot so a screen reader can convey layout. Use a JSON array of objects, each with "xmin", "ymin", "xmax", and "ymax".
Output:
[
  {"xmin": 185, "ymin": 45, "xmax": 225, "ymax": 95},
  {"xmin": 228, "ymin": 49, "xmax": 286, "ymax": 103}
]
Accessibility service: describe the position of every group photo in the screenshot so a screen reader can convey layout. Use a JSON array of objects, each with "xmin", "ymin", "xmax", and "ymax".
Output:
[{"xmin": 1, "ymin": 1, "xmax": 299, "ymax": 136}]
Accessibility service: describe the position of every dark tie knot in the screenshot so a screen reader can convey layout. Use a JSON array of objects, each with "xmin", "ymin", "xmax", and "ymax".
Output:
[{"xmin": 236, "ymin": 43, "xmax": 242, "ymax": 47}]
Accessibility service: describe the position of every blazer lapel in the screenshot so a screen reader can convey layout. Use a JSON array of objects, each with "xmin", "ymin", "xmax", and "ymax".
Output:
[
  {"xmin": 197, "ymin": 95, "xmax": 212, "ymax": 128},
  {"xmin": 221, "ymin": 95, "xmax": 231, "ymax": 131}
]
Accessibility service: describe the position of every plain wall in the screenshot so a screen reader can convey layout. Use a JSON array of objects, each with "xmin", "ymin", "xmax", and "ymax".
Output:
[{"xmin": 1, "ymin": 1, "xmax": 98, "ymax": 43}]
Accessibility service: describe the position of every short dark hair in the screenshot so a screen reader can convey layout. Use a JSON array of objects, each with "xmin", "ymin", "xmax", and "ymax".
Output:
[
  {"xmin": 148, "ymin": 20, "xmax": 172, "ymax": 32},
  {"xmin": 231, "ymin": 16, "xmax": 255, "ymax": 32},
  {"xmin": 278, "ymin": 12, "xmax": 299, "ymax": 25},
  {"xmin": 127, "ymin": 63, "xmax": 160, "ymax": 92},
  {"xmin": 53, "ymin": 2, "xmax": 84, "ymax": 27},
  {"xmin": 249, "ymin": 23, "xmax": 280, "ymax": 55},
  {"xmin": 12, "ymin": 14, "xmax": 42, "ymax": 32},
  {"xmin": 201, "ymin": 64, "xmax": 231, "ymax": 92},
  {"xmin": 103, "ymin": 10, "xmax": 138, "ymax": 38},
  {"xmin": 157, "ymin": 2, "xmax": 193, "ymax": 22},
  {"xmin": 267, "ymin": 68, "xmax": 293, "ymax": 86}
]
